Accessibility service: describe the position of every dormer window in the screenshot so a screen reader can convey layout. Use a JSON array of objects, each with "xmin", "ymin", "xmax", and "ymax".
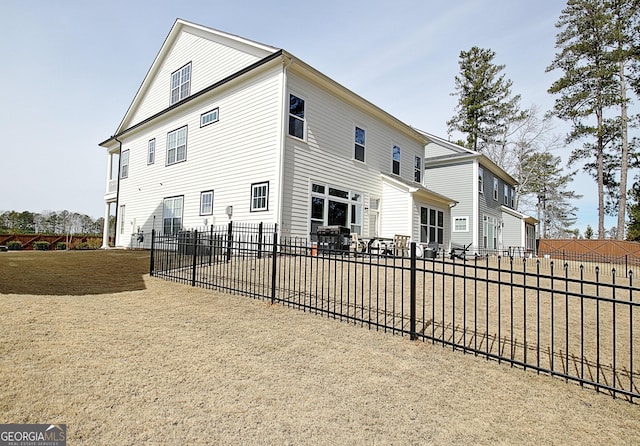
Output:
[{"xmin": 170, "ymin": 63, "xmax": 191, "ymax": 104}]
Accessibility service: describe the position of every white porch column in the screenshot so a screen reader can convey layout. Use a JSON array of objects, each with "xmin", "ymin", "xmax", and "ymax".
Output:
[{"xmin": 101, "ymin": 202, "xmax": 111, "ymax": 249}]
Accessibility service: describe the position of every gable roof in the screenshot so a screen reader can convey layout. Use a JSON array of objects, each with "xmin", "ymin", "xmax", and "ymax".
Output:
[
  {"xmin": 418, "ymin": 129, "xmax": 518, "ymax": 186},
  {"xmin": 101, "ymin": 19, "xmax": 428, "ymax": 148},
  {"xmin": 381, "ymin": 173, "xmax": 457, "ymax": 208},
  {"xmin": 113, "ymin": 19, "xmax": 279, "ymax": 138}
]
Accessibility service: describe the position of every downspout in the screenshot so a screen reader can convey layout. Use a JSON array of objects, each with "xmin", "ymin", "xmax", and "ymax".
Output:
[
  {"xmin": 276, "ymin": 55, "xmax": 293, "ymax": 237},
  {"xmin": 113, "ymin": 136, "xmax": 123, "ymax": 247}
]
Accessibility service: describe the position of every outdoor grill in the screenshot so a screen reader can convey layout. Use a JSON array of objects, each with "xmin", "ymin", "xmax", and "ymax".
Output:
[{"xmin": 316, "ymin": 225, "xmax": 350, "ymax": 253}]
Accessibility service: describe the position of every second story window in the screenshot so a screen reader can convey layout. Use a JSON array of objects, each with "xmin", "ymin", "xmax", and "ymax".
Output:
[
  {"xmin": 479, "ymin": 167, "xmax": 484, "ymax": 194},
  {"xmin": 493, "ymin": 178, "xmax": 499, "ymax": 201},
  {"xmin": 167, "ymin": 126, "xmax": 188, "ymax": 165},
  {"xmin": 288, "ymin": 94, "xmax": 305, "ymax": 140},
  {"xmin": 148, "ymin": 139, "xmax": 155, "ymax": 165},
  {"xmin": 200, "ymin": 108, "xmax": 219, "ymax": 127},
  {"xmin": 170, "ymin": 62, "xmax": 191, "ymax": 104},
  {"xmin": 120, "ymin": 150, "xmax": 129, "ymax": 179},
  {"xmin": 414, "ymin": 155, "xmax": 422, "ymax": 182},
  {"xmin": 354, "ymin": 127, "xmax": 365, "ymax": 162},
  {"xmin": 503, "ymin": 184, "xmax": 509, "ymax": 205},
  {"xmin": 392, "ymin": 145, "xmax": 401, "ymax": 175}
]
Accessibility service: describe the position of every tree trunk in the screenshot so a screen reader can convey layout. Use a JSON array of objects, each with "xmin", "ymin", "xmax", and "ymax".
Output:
[
  {"xmin": 597, "ymin": 107, "xmax": 605, "ymax": 239},
  {"xmin": 616, "ymin": 60, "xmax": 629, "ymax": 240}
]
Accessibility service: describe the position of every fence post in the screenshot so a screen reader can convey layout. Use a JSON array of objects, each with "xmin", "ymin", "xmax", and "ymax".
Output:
[
  {"xmin": 226, "ymin": 221, "xmax": 233, "ymax": 263},
  {"xmin": 208, "ymin": 225, "xmax": 214, "ymax": 265},
  {"xmin": 150, "ymin": 229, "xmax": 156, "ymax": 276},
  {"xmin": 410, "ymin": 242, "xmax": 417, "ymax": 340},
  {"xmin": 271, "ymin": 231, "xmax": 278, "ymax": 304},
  {"xmin": 191, "ymin": 230, "xmax": 198, "ymax": 286},
  {"xmin": 258, "ymin": 222, "xmax": 263, "ymax": 259}
]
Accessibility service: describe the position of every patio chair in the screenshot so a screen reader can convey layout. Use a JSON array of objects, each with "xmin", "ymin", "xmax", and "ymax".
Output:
[
  {"xmin": 350, "ymin": 232, "xmax": 366, "ymax": 255},
  {"xmin": 450, "ymin": 242, "xmax": 472, "ymax": 260},
  {"xmin": 391, "ymin": 234, "xmax": 410, "ymax": 257}
]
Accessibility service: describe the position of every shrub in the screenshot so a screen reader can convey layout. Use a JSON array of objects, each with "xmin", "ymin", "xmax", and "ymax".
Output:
[
  {"xmin": 7, "ymin": 241, "xmax": 23, "ymax": 250},
  {"xmin": 33, "ymin": 241, "xmax": 50, "ymax": 251},
  {"xmin": 56, "ymin": 242, "xmax": 67, "ymax": 250}
]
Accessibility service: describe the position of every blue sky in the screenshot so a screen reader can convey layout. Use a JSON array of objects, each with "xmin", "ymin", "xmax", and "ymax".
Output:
[{"xmin": 0, "ymin": 0, "xmax": 616, "ymax": 233}]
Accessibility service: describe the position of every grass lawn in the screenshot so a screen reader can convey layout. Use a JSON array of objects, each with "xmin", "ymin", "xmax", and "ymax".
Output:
[{"xmin": 1, "ymin": 250, "xmax": 639, "ymax": 444}]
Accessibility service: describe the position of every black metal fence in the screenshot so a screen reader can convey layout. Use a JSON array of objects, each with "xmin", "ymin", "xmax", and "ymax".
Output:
[{"xmin": 150, "ymin": 223, "xmax": 639, "ymax": 402}]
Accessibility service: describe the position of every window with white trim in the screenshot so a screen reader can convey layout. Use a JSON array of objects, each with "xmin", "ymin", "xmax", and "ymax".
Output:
[
  {"xmin": 120, "ymin": 150, "xmax": 129, "ymax": 179},
  {"xmin": 414, "ymin": 155, "xmax": 422, "ymax": 182},
  {"xmin": 251, "ymin": 182, "xmax": 269, "ymax": 212},
  {"xmin": 310, "ymin": 183, "xmax": 363, "ymax": 236},
  {"xmin": 493, "ymin": 178, "xmax": 499, "ymax": 201},
  {"xmin": 392, "ymin": 145, "xmax": 401, "ymax": 175},
  {"xmin": 167, "ymin": 126, "xmax": 188, "ymax": 165},
  {"xmin": 200, "ymin": 108, "xmax": 219, "ymax": 127},
  {"xmin": 503, "ymin": 184, "xmax": 509, "ymax": 205},
  {"xmin": 483, "ymin": 215, "xmax": 498, "ymax": 249},
  {"xmin": 288, "ymin": 94, "xmax": 305, "ymax": 139},
  {"xmin": 354, "ymin": 127, "xmax": 365, "ymax": 162},
  {"xmin": 163, "ymin": 196, "xmax": 183, "ymax": 235},
  {"xmin": 119, "ymin": 205, "xmax": 126, "ymax": 234},
  {"xmin": 147, "ymin": 139, "xmax": 155, "ymax": 165},
  {"xmin": 420, "ymin": 207, "xmax": 444, "ymax": 244},
  {"xmin": 170, "ymin": 63, "xmax": 191, "ymax": 104},
  {"xmin": 478, "ymin": 167, "xmax": 484, "ymax": 194},
  {"xmin": 200, "ymin": 190, "xmax": 213, "ymax": 215},
  {"xmin": 453, "ymin": 216, "xmax": 468, "ymax": 232}
]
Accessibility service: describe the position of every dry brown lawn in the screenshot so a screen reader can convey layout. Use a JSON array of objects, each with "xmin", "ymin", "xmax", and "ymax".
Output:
[{"xmin": 1, "ymin": 250, "xmax": 639, "ymax": 445}]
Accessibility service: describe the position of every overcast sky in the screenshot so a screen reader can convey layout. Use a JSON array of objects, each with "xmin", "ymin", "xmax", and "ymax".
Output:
[{"xmin": 0, "ymin": 0, "xmax": 617, "ymax": 233}]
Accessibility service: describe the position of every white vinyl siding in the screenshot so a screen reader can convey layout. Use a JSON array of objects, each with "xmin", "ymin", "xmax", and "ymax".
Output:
[
  {"xmin": 112, "ymin": 64, "xmax": 282, "ymax": 246},
  {"xmin": 280, "ymin": 71, "xmax": 426, "ymax": 239},
  {"xmin": 128, "ymin": 31, "xmax": 267, "ymax": 127}
]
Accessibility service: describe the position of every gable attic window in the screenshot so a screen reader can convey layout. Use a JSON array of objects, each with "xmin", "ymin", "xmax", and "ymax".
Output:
[
  {"xmin": 288, "ymin": 94, "xmax": 305, "ymax": 140},
  {"xmin": 354, "ymin": 127, "xmax": 365, "ymax": 162},
  {"xmin": 170, "ymin": 62, "xmax": 191, "ymax": 104},
  {"xmin": 166, "ymin": 126, "xmax": 188, "ymax": 165},
  {"xmin": 200, "ymin": 108, "xmax": 219, "ymax": 127},
  {"xmin": 392, "ymin": 145, "xmax": 401, "ymax": 175}
]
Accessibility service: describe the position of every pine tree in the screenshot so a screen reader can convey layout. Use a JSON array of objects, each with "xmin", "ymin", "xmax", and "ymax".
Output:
[
  {"xmin": 547, "ymin": 0, "xmax": 639, "ymax": 239},
  {"xmin": 522, "ymin": 152, "xmax": 581, "ymax": 238},
  {"xmin": 547, "ymin": 0, "xmax": 617, "ymax": 238},
  {"xmin": 447, "ymin": 46, "xmax": 527, "ymax": 153}
]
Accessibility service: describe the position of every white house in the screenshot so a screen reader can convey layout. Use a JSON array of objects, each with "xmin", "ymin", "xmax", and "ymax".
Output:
[
  {"xmin": 421, "ymin": 131, "xmax": 538, "ymax": 256},
  {"xmin": 99, "ymin": 19, "xmax": 456, "ymax": 251}
]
